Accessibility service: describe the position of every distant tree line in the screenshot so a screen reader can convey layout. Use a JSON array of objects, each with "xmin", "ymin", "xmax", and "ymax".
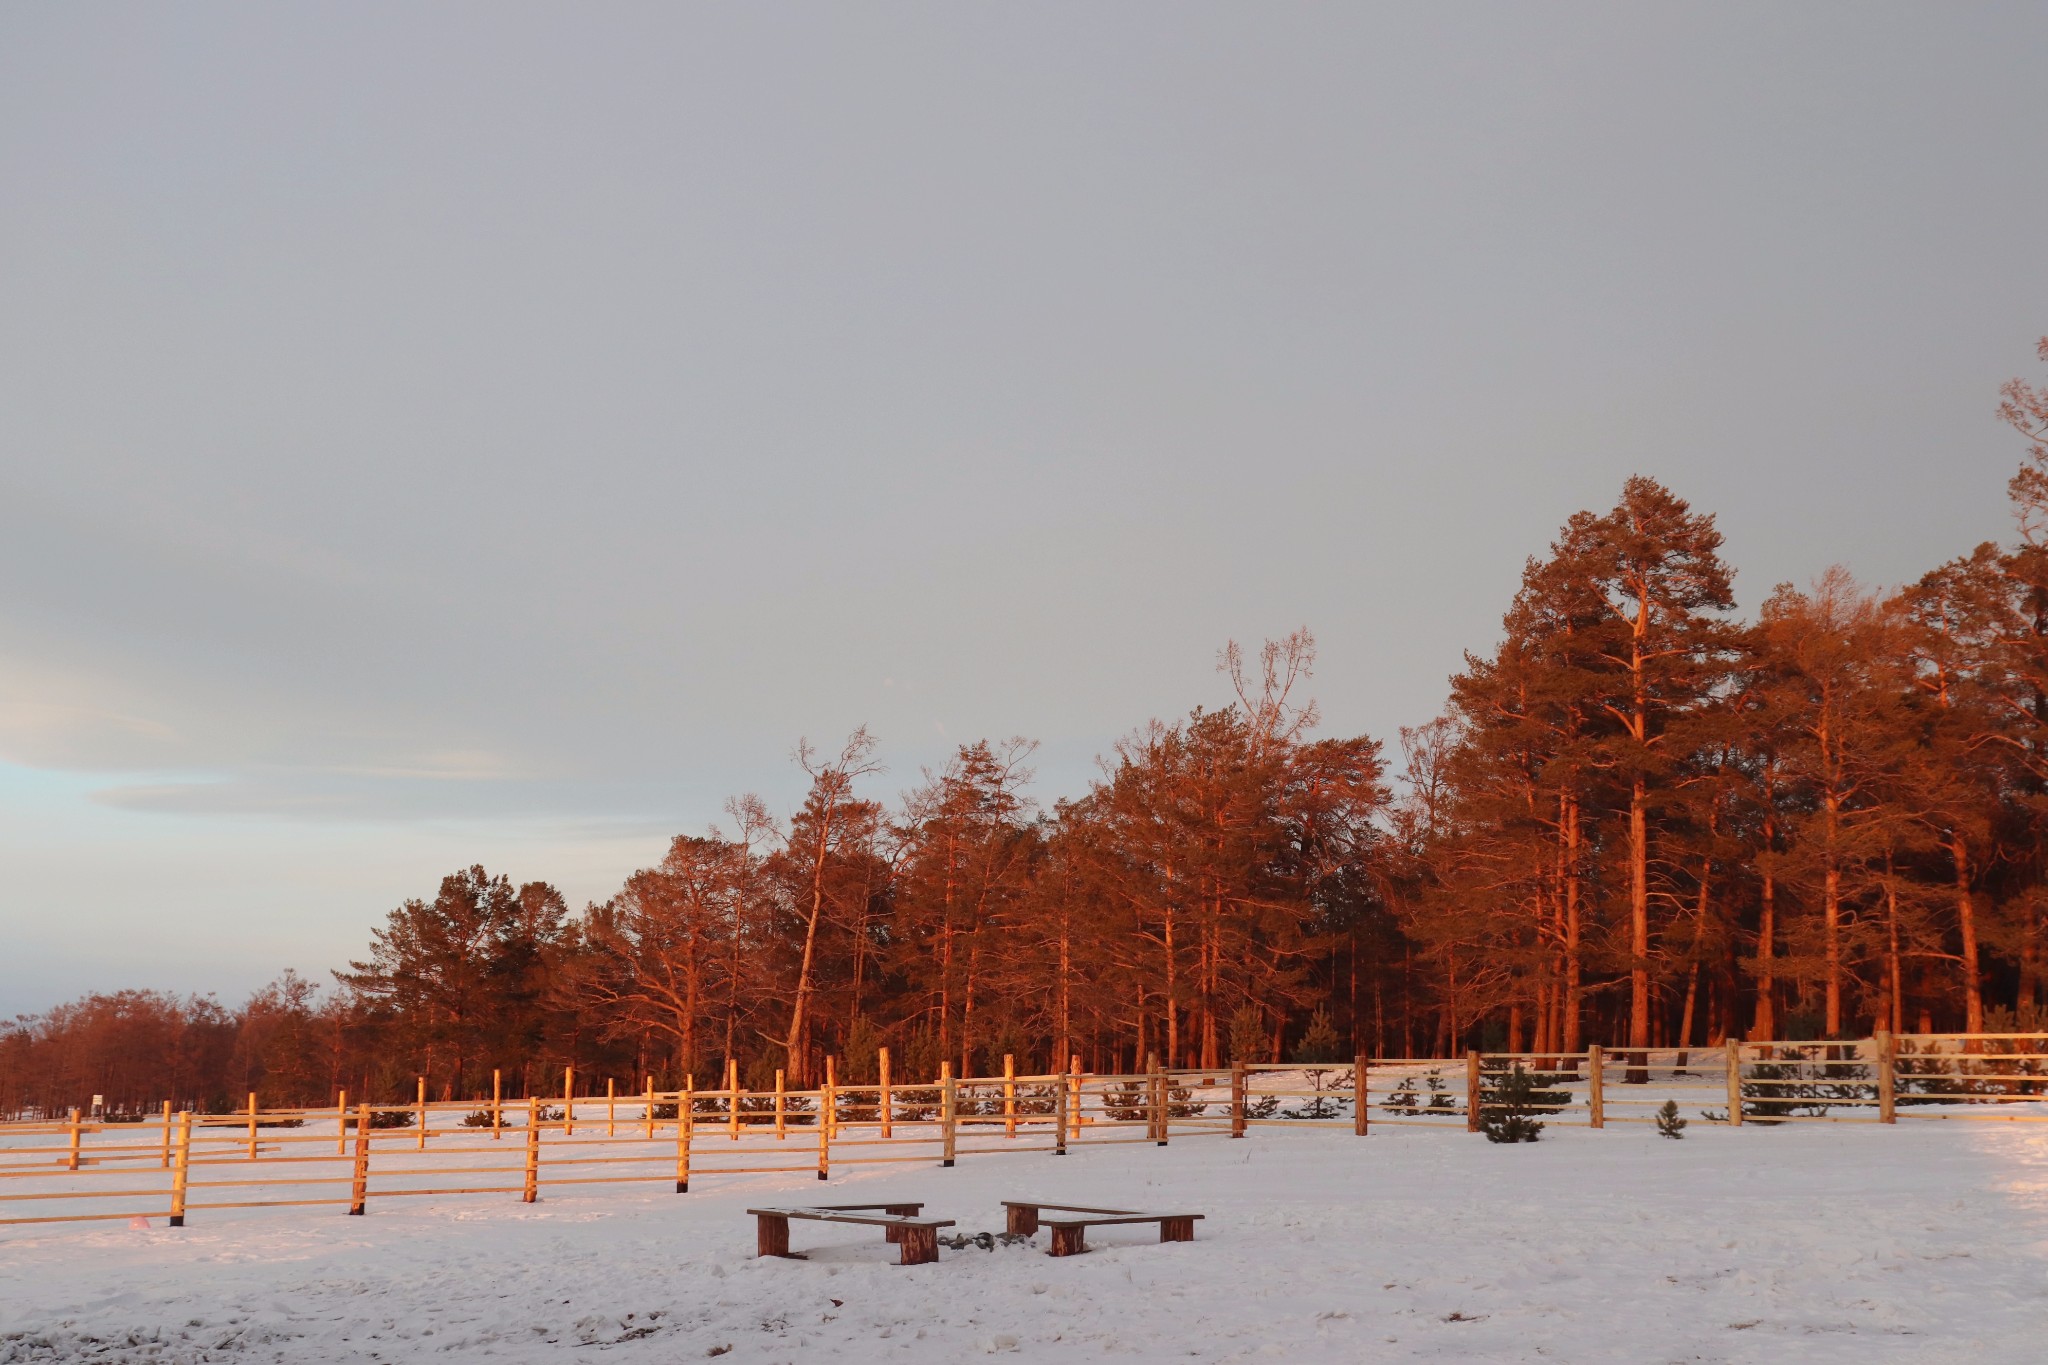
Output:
[{"xmin": 8, "ymin": 341, "xmax": 2048, "ymax": 1117}]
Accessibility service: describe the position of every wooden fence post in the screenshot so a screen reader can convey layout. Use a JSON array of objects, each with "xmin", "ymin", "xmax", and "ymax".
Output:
[
  {"xmin": 1144, "ymin": 1055, "xmax": 1157, "ymax": 1142},
  {"xmin": 879, "ymin": 1047, "xmax": 893, "ymax": 1140},
  {"xmin": 169, "ymin": 1109, "xmax": 193, "ymax": 1226},
  {"xmin": 65, "ymin": 1106, "xmax": 81, "ymax": 1172},
  {"xmin": 726, "ymin": 1059, "xmax": 740, "ymax": 1142},
  {"xmin": 335, "ymin": 1091, "xmax": 349, "ymax": 1157},
  {"xmin": 1587, "ymin": 1045, "xmax": 1605, "ymax": 1129},
  {"xmin": 1069, "ymin": 1054, "xmax": 1083, "ymax": 1145},
  {"xmin": 644, "ymin": 1076, "xmax": 655, "ymax": 1141},
  {"xmin": 774, "ymin": 1069, "xmax": 787, "ymax": 1140},
  {"xmin": 492, "ymin": 1071, "xmax": 503, "ymax": 1140},
  {"xmin": 1465, "ymin": 1051, "xmax": 1482, "ymax": 1133},
  {"xmin": 607, "ymin": 1077, "xmax": 616, "ymax": 1137},
  {"xmin": 1142, "ymin": 1053, "xmax": 1156, "ymax": 1142},
  {"xmin": 824, "ymin": 1055, "xmax": 838, "ymax": 1141},
  {"xmin": 1726, "ymin": 1038, "xmax": 1743, "ymax": 1126},
  {"xmin": 523, "ymin": 1099, "xmax": 540, "ymax": 1203},
  {"xmin": 1231, "ymin": 1061, "xmax": 1247, "ymax": 1138},
  {"xmin": 675, "ymin": 1079, "xmax": 693, "ymax": 1192},
  {"xmin": 1354, "ymin": 1055, "xmax": 1369, "ymax": 1136},
  {"xmin": 1877, "ymin": 1031, "xmax": 1897, "ymax": 1123},
  {"xmin": 941, "ymin": 1061, "xmax": 957, "ymax": 1167},
  {"xmin": 162, "ymin": 1099, "xmax": 175, "ymax": 1168},
  {"xmin": 563, "ymin": 1067, "xmax": 575, "ymax": 1138},
  {"xmin": 816, "ymin": 1094, "xmax": 830, "ymax": 1181},
  {"xmin": 1003, "ymin": 1054, "xmax": 1017, "ymax": 1139},
  {"xmin": 246, "ymin": 1092, "xmax": 258, "ymax": 1161},
  {"xmin": 416, "ymin": 1076, "xmax": 428, "ymax": 1151},
  {"xmin": 347, "ymin": 1104, "xmax": 370, "ymax": 1216},
  {"xmin": 1054, "ymin": 1068, "xmax": 1068, "ymax": 1155},
  {"xmin": 1155, "ymin": 1056, "xmax": 1173, "ymax": 1146}
]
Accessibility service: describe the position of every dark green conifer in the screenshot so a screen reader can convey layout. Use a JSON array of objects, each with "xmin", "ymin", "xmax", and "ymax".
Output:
[
  {"xmin": 1655, "ymin": 1099, "xmax": 1687, "ymax": 1138},
  {"xmin": 1480, "ymin": 1063, "xmax": 1568, "ymax": 1143}
]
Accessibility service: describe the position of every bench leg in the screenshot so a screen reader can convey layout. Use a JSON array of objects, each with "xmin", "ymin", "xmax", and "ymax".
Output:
[
  {"xmin": 756, "ymin": 1213, "xmax": 792, "ymax": 1259},
  {"xmin": 898, "ymin": 1225, "xmax": 939, "ymax": 1266},
  {"xmin": 1048, "ymin": 1225, "xmax": 1087, "ymax": 1257},
  {"xmin": 1006, "ymin": 1205, "xmax": 1039, "ymax": 1237},
  {"xmin": 1159, "ymin": 1217, "xmax": 1195, "ymax": 1243},
  {"xmin": 884, "ymin": 1205, "xmax": 919, "ymax": 1243}
]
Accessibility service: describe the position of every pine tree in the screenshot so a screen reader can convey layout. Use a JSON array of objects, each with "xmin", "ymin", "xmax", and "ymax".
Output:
[
  {"xmin": 1226, "ymin": 1005, "xmax": 1268, "ymax": 1065},
  {"xmin": 1754, "ymin": 571, "xmax": 1909, "ymax": 1037},
  {"xmin": 767, "ymin": 735, "xmax": 886, "ymax": 1082},
  {"xmin": 1291, "ymin": 1007, "xmax": 1342, "ymax": 1064},
  {"xmin": 1576, "ymin": 478, "xmax": 1739, "ymax": 1080},
  {"xmin": 1479, "ymin": 1063, "xmax": 1567, "ymax": 1143},
  {"xmin": 1654, "ymin": 1099, "xmax": 1687, "ymax": 1139},
  {"xmin": 1895, "ymin": 548, "xmax": 2016, "ymax": 1035},
  {"xmin": 893, "ymin": 739, "xmax": 1039, "ymax": 1077}
]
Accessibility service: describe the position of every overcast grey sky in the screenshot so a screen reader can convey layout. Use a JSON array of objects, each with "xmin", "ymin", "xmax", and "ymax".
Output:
[{"xmin": 3, "ymin": 3, "xmax": 2046, "ymax": 1015}]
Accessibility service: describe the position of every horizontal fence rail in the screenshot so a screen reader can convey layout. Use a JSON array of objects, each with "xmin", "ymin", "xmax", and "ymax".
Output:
[{"xmin": 6, "ymin": 1033, "xmax": 2045, "ymax": 1236}]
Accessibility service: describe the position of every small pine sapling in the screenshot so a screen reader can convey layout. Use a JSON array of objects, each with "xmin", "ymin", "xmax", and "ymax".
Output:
[
  {"xmin": 1102, "ymin": 1081, "xmax": 1148, "ymax": 1121},
  {"xmin": 1738, "ymin": 1046, "xmax": 1869, "ymax": 1123},
  {"xmin": 1227, "ymin": 1006, "xmax": 1269, "ymax": 1068},
  {"xmin": 1479, "ymin": 1064, "xmax": 1568, "ymax": 1144},
  {"xmin": 1283, "ymin": 1068, "xmax": 1349, "ymax": 1120},
  {"xmin": 1655, "ymin": 1099, "xmax": 1687, "ymax": 1139},
  {"xmin": 1290, "ymin": 1008, "xmax": 1343, "ymax": 1065},
  {"xmin": 1280, "ymin": 1008, "xmax": 1347, "ymax": 1119},
  {"xmin": 1014, "ymin": 1083, "xmax": 1057, "ymax": 1118}
]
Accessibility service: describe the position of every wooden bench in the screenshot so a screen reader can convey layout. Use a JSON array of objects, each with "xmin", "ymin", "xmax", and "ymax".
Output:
[
  {"xmin": 746, "ymin": 1203, "xmax": 955, "ymax": 1266},
  {"xmin": 1001, "ymin": 1201, "xmax": 1204, "ymax": 1257}
]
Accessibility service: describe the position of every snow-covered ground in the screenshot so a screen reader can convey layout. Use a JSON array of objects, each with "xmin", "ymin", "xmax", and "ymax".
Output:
[{"xmin": 5, "ymin": 1108, "xmax": 2048, "ymax": 1363}]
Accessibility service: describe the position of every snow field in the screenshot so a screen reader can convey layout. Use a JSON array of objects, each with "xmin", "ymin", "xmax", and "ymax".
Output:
[{"xmin": 4, "ymin": 1107, "xmax": 2048, "ymax": 1363}]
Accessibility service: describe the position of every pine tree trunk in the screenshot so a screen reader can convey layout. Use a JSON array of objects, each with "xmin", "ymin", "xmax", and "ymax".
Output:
[
  {"xmin": 784, "ymin": 803, "xmax": 841, "ymax": 1087},
  {"xmin": 939, "ymin": 839, "xmax": 956, "ymax": 1072},
  {"xmin": 1627, "ymin": 778, "xmax": 1651, "ymax": 1083},
  {"xmin": 1055, "ymin": 904, "xmax": 1071, "ymax": 1080},
  {"xmin": 1823, "ymin": 790, "xmax": 1843, "ymax": 1037},
  {"xmin": 1563, "ymin": 795, "xmax": 1584, "ymax": 1054},
  {"xmin": 1445, "ymin": 949, "xmax": 1459, "ymax": 1056},
  {"xmin": 1886, "ymin": 868, "xmax": 1905, "ymax": 1035},
  {"xmin": 1163, "ymin": 904, "xmax": 1179, "ymax": 1067},
  {"xmin": 2021, "ymin": 909, "xmax": 2042, "ymax": 1014},
  {"xmin": 1954, "ymin": 833, "xmax": 1984, "ymax": 1034},
  {"xmin": 960, "ymin": 952, "xmax": 977, "ymax": 1079},
  {"xmin": 1754, "ymin": 827, "xmax": 1777, "ymax": 1040},
  {"xmin": 1676, "ymin": 864, "xmax": 1708, "ymax": 1069}
]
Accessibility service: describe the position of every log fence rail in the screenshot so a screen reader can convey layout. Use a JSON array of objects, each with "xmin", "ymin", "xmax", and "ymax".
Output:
[{"xmin": 5, "ymin": 1034, "xmax": 2045, "ymax": 1233}]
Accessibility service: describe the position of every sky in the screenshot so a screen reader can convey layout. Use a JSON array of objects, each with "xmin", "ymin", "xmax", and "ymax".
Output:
[{"xmin": 4, "ymin": 3, "xmax": 2047, "ymax": 1017}]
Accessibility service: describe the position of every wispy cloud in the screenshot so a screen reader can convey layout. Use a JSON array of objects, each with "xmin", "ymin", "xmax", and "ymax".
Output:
[
  {"xmin": 328, "ymin": 750, "xmax": 525, "ymax": 782},
  {"xmin": 0, "ymin": 693, "xmax": 183, "ymax": 770}
]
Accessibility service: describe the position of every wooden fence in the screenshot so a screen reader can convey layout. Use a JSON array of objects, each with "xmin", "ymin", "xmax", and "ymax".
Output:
[
  {"xmin": 4, "ymin": 1033, "xmax": 2042, "ymax": 1235},
  {"xmin": 1232, "ymin": 1032, "xmax": 2048, "ymax": 1131}
]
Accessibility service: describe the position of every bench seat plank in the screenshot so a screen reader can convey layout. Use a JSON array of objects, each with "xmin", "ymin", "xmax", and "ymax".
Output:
[
  {"xmin": 747, "ymin": 1207, "xmax": 949, "ymax": 1227},
  {"xmin": 1002, "ymin": 1200, "xmax": 1203, "ymax": 1255},
  {"xmin": 1001, "ymin": 1201, "xmax": 1141, "ymax": 1217},
  {"xmin": 748, "ymin": 1205, "xmax": 953, "ymax": 1266}
]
